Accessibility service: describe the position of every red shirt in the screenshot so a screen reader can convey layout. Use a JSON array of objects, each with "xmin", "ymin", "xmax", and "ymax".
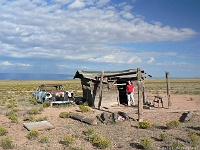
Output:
[{"xmin": 126, "ymin": 84, "xmax": 134, "ymax": 93}]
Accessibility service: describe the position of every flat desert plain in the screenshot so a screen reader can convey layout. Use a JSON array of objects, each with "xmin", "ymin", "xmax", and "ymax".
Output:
[{"xmin": 0, "ymin": 79, "xmax": 199, "ymax": 150}]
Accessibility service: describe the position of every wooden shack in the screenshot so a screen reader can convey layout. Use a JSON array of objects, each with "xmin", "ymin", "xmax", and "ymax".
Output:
[{"xmin": 73, "ymin": 68, "xmax": 151, "ymax": 108}]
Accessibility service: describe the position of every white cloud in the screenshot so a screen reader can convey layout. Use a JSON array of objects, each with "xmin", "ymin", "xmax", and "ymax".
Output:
[
  {"xmin": 0, "ymin": 0, "xmax": 197, "ymax": 67},
  {"xmin": 133, "ymin": 51, "xmax": 178, "ymax": 60},
  {"xmin": 88, "ymin": 52, "xmax": 142, "ymax": 64},
  {"xmin": 68, "ymin": 0, "xmax": 85, "ymax": 9},
  {"xmin": 16, "ymin": 63, "xmax": 32, "ymax": 67},
  {"xmin": 0, "ymin": 61, "xmax": 32, "ymax": 67},
  {"xmin": 78, "ymin": 66, "xmax": 90, "ymax": 69},
  {"xmin": 156, "ymin": 62, "xmax": 193, "ymax": 67},
  {"xmin": 147, "ymin": 57, "xmax": 155, "ymax": 64},
  {"xmin": 1, "ymin": 61, "xmax": 13, "ymax": 66},
  {"xmin": 57, "ymin": 64, "xmax": 71, "ymax": 68}
]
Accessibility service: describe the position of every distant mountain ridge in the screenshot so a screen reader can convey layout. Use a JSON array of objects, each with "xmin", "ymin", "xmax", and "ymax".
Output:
[{"xmin": 0, "ymin": 73, "xmax": 73, "ymax": 80}]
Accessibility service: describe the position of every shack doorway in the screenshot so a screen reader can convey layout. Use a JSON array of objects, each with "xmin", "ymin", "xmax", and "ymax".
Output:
[{"xmin": 117, "ymin": 80, "xmax": 127, "ymax": 105}]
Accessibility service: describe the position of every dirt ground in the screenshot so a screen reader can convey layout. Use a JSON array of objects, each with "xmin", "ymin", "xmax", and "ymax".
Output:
[{"xmin": 0, "ymin": 93, "xmax": 200, "ymax": 150}]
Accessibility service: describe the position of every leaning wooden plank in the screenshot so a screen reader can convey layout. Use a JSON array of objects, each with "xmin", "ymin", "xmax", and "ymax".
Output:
[
  {"xmin": 70, "ymin": 113, "xmax": 97, "ymax": 125},
  {"xmin": 23, "ymin": 121, "xmax": 54, "ymax": 131}
]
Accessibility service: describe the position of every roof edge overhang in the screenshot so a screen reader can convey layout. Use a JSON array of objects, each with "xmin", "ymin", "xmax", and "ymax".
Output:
[{"xmin": 74, "ymin": 69, "xmax": 152, "ymax": 81}]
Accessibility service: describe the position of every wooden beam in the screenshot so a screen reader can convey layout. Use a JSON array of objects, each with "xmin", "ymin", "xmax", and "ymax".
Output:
[
  {"xmin": 142, "ymin": 86, "xmax": 146, "ymax": 104},
  {"xmin": 98, "ymin": 69, "xmax": 104, "ymax": 109},
  {"xmin": 165, "ymin": 71, "xmax": 172, "ymax": 108},
  {"xmin": 70, "ymin": 113, "xmax": 97, "ymax": 125},
  {"xmin": 137, "ymin": 68, "xmax": 143, "ymax": 121}
]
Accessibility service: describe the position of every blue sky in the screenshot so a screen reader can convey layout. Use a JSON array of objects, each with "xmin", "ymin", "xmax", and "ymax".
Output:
[{"xmin": 0, "ymin": 0, "xmax": 199, "ymax": 78}]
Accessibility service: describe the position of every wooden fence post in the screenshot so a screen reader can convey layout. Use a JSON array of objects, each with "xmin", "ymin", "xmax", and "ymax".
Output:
[
  {"xmin": 137, "ymin": 68, "xmax": 143, "ymax": 121},
  {"xmin": 165, "ymin": 71, "xmax": 172, "ymax": 108},
  {"xmin": 142, "ymin": 86, "xmax": 146, "ymax": 104},
  {"xmin": 98, "ymin": 69, "xmax": 104, "ymax": 110}
]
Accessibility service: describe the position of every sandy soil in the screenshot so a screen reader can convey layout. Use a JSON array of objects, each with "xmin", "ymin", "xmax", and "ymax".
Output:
[{"xmin": 0, "ymin": 93, "xmax": 200, "ymax": 150}]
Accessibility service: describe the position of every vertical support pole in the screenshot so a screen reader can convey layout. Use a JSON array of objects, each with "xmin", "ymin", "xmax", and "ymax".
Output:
[
  {"xmin": 90, "ymin": 82, "xmax": 94, "ymax": 107},
  {"xmin": 165, "ymin": 71, "xmax": 172, "ymax": 108},
  {"xmin": 137, "ymin": 68, "xmax": 143, "ymax": 121},
  {"xmin": 142, "ymin": 86, "xmax": 146, "ymax": 104},
  {"xmin": 98, "ymin": 69, "xmax": 104, "ymax": 110},
  {"xmin": 117, "ymin": 96, "xmax": 120, "ymax": 106}
]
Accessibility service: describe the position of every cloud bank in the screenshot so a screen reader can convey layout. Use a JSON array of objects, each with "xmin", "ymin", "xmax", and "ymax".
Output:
[{"xmin": 0, "ymin": 0, "xmax": 197, "ymax": 74}]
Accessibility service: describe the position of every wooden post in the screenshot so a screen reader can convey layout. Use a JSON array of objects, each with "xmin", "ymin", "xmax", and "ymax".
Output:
[
  {"xmin": 165, "ymin": 71, "xmax": 172, "ymax": 108},
  {"xmin": 142, "ymin": 86, "xmax": 146, "ymax": 104},
  {"xmin": 98, "ymin": 69, "xmax": 104, "ymax": 110},
  {"xmin": 137, "ymin": 68, "xmax": 143, "ymax": 121},
  {"xmin": 117, "ymin": 95, "xmax": 120, "ymax": 106}
]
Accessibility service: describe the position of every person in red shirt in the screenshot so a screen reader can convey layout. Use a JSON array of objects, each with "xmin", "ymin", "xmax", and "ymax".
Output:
[{"xmin": 126, "ymin": 80, "xmax": 135, "ymax": 106}]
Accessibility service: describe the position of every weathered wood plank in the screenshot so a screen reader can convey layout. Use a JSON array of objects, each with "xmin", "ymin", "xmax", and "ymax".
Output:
[
  {"xmin": 98, "ymin": 69, "xmax": 104, "ymax": 109},
  {"xmin": 166, "ymin": 71, "xmax": 172, "ymax": 108},
  {"xmin": 70, "ymin": 113, "xmax": 97, "ymax": 125},
  {"xmin": 23, "ymin": 121, "xmax": 54, "ymax": 131},
  {"xmin": 137, "ymin": 68, "xmax": 143, "ymax": 122}
]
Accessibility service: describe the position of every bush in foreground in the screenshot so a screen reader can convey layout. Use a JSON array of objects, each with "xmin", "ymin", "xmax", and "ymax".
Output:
[
  {"xmin": 79, "ymin": 105, "xmax": 91, "ymax": 113},
  {"xmin": 8, "ymin": 114, "xmax": 18, "ymax": 123},
  {"xmin": 0, "ymin": 127, "xmax": 8, "ymax": 136},
  {"xmin": 42, "ymin": 101, "xmax": 50, "ymax": 108},
  {"xmin": 88, "ymin": 134, "xmax": 111, "ymax": 149},
  {"xmin": 83, "ymin": 127, "xmax": 94, "ymax": 136},
  {"xmin": 39, "ymin": 136, "xmax": 49, "ymax": 144},
  {"xmin": 29, "ymin": 97, "xmax": 38, "ymax": 105},
  {"xmin": 60, "ymin": 136, "xmax": 75, "ymax": 147},
  {"xmin": 27, "ymin": 130, "xmax": 40, "ymax": 140},
  {"xmin": 188, "ymin": 133, "xmax": 200, "ymax": 147},
  {"xmin": 159, "ymin": 133, "xmax": 167, "ymax": 142},
  {"xmin": 59, "ymin": 112, "xmax": 71, "ymax": 118},
  {"xmin": 138, "ymin": 121, "xmax": 152, "ymax": 129},
  {"xmin": 166, "ymin": 120, "xmax": 180, "ymax": 129},
  {"xmin": 0, "ymin": 137, "xmax": 14, "ymax": 149},
  {"xmin": 84, "ymin": 128, "xmax": 111, "ymax": 149},
  {"xmin": 27, "ymin": 108, "xmax": 41, "ymax": 115},
  {"xmin": 140, "ymin": 137, "xmax": 154, "ymax": 150},
  {"xmin": 171, "ymin": 140, "xmax": 184, "ymax": 149}
]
